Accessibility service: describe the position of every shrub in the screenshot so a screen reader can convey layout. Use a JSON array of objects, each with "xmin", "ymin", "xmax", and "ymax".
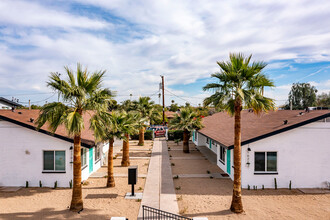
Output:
[
  {"xmin": 131, "ymin": 130, "xmax": 153, "ymax": 140},
  {"xmin": 26, "ymin": 181, "xmax": 29, "ymax": 188},
  {"xmin": 168, "ymin": 130, "xmax": 183, "ymax": 140},
  {"xmin": 39, "ymin": 180, "xmax": 42, "ymax": 187}
]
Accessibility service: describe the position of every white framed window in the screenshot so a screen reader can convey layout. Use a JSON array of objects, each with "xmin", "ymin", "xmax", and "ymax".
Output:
[
  {"xmin": 219, "ymin": 146, "xmax": 226, "ymax": 163},
  {"xmin": 254, "ymin": 152, "xmax": 277, "ymax": 173},
  {"xmin": 81, "ymin": 148, "xmax": 87, "ymax": 167},
  {"xmin": 43, "ymin": 150, "xmax": 65, "ymax": 172},
  {"xmin": 206, "ymin": 137, "xmax": 209, "ymax": 144},
  {"xmin": 95, "ymin": 145, "xmax": 101, "ymax": 162}
]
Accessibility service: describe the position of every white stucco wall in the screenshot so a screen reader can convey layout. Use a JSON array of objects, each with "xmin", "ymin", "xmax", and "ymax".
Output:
[
  {"xmin": 0, "ymin": 120, "xmax": 104, "ymax": 187},
  {"xmin": 0, "ymin": 102, "xmax": 12, "ymax": 109},
  {"xmin": 0, "ymin": 120, "xmax": 73, "ymax": 187},
  {"xmin": 241, "ymin": 121, "xmax": 330, "ymax": 189}
]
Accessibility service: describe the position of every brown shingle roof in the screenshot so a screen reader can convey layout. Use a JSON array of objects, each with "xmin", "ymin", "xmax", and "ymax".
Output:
[
  {"xmin": 198, "ymin": 110, "xmax": 330, "ymax": 148},
  {"xmin": 165, "ymin": 111, "xmax": 178, "ymax": 119},
  {"xmin": 0, "ymin": 109, "xmax": 96, "ymax": 148}
]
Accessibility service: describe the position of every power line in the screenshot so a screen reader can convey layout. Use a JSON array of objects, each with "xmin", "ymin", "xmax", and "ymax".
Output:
[
  {"xmin": 18, "ymin": 93, "xmax": 57, "ymax": 104},
  {"xmin": 164, "ymin": 88, "xmax": 199, "ymax": 106},
  {"xmin": 0, "ymin": 92, "xmax": 54, "ymax": 97}
]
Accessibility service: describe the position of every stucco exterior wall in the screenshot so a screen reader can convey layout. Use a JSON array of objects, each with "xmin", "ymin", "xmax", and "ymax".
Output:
[
  {"xmin": 0, "ymin": 120, "xmax": 73, "ymax": 187},
  {"xmin": 0, "ymin": 102, "xmax": 12, "ymax": 109},
  {"xmin": 241, "ymin": 121, "xmax": 330, "ymax": 189},
  {"xmin": 0, "ymin": 120, "xmax": 104, "ymax": 187}
]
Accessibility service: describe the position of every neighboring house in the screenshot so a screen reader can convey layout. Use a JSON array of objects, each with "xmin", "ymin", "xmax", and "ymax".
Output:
[
  {"xmin": 0, "ymin": 97, "xmax": 22, "ymax": 109},
  {"xmin": 0, "ymin": 109, "xmax": 107, "ymax": 188},
  {"xmin": 193, "ymin": 110, "xmax": 330, "ymax": 189}
]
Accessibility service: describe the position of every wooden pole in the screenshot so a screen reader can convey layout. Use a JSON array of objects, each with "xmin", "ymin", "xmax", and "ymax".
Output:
[{"xmin": 161, "ymin": 75, "xmax": 165, "ymax": 125}]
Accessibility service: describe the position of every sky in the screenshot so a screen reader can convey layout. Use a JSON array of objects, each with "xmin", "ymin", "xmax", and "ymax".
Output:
[{"xmin": 0, "ymin": 0, "xmax": 330, "ymax": 107}]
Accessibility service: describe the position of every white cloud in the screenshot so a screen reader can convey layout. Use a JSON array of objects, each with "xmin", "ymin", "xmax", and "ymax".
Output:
[{"xmin": 1, "ymin": 0, "xmax": 330, "ymax": 106}]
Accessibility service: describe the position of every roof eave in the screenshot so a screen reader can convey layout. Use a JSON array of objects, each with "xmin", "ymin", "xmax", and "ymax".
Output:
[
  {"xmin": 0, "ymin": 115, "xmax": 94, "ymax": 148},
  {"xmin": 227, "ymin": 112, "xmax": 330, "ymax": 149}
]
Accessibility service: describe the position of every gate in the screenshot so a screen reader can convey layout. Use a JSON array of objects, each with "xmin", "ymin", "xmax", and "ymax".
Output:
[{"xmin": 142, "ymin": 205, "xmax": 193, "ymax": 220}]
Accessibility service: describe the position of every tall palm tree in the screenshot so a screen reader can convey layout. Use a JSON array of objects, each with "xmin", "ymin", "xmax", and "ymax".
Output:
[
  {"xmin": 170, "ymin": 107, "xmax": 203, "ymax": 153},
  {"xmin": 132, "ymin": 97, "xmax": 155, "ymax": 146},
  {"xmin": 203, "ymin": 53, "xmax": 275, "ymax": 213},
  {"xmin": 91, "ymin": 111, "xmax": 134, "ymax": 187},
  {"xmin": 36, "ymin": 64, "xmax": 113, "ymax": 212},
  {"xmin": 120, "ymin": 111, "xmax": 139, "ymax": 167}
]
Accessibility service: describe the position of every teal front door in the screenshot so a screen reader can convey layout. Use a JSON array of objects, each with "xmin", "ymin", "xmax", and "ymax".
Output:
[
  {"xmin": 192, "ymin": 131, "xmax": 195, "ymax": 141},
  {"xmin": 89, "ymin": 148, "xmax": 93, "ymax": 173},
  {"xmin": 226, "ymin": 149, "xmax": 231, "ymax": 174},
  {"xmin": 209, "ymin": 140, "xmax": 212, "ymax": 149}
]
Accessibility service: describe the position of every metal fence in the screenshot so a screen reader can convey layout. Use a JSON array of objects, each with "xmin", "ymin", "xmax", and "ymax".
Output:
[{"xmin": 142, "ymin": 205, "xmax": 193, "ymax": 220}]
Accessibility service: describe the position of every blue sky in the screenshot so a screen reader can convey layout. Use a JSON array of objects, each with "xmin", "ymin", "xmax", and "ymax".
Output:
[{"xmin": 0, "ymin": 0, "xmax": 330, "ymax": 107}]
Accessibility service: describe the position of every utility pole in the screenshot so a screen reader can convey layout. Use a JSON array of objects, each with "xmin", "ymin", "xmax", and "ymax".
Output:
[{"xmin": 161, "ymin": 75, "xmax": 165, "ymax": 125}]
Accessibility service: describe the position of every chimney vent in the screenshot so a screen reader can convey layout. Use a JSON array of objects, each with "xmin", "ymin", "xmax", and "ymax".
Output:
[{"xmin": 283, "ymin": 120, "xmax": 288, "ymax": 125}]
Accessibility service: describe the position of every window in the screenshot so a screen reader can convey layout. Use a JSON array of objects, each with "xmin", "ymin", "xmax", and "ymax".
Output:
[
  {"xmin": 254, "ymin": 152, "xmax": 277, "ymax": 172},
  {"xmin": 43, "ymin": 151, "xmax": 65, "ymax": 171},
  {"xmin": 206, "ymin": 138, "xmax": 209, "ymax": 144},
  {"xmin": 219, "ymin": 145, "xmax": 226, "ymax": 163},
  {"xmin": 95, "ymin": 145, "xmax": 101, "ymax": 162},
  {"xmin": 81, "ymin": 148, "xmax": 87, "ymax": 167}
]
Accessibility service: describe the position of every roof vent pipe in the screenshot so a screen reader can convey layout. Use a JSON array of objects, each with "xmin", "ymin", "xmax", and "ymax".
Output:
[{"xmin": 283, "ymin": 120, "xmax": 288, "ymax": 125}]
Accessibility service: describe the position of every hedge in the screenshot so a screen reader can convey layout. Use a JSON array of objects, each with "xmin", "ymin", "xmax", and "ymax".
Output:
[
  {"xmin": 167, "ymin": 130, "xmax": 184, "ymax": 140},
  {"xmin": 130, "ymin": 130, "xmax": 153, "ymax": 140}
]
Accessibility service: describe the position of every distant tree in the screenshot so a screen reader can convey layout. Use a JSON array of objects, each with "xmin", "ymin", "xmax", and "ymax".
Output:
[
  {"xmin": 108, "ymin": 99, "xmax": 119, "ymax": 111},
  {"xmin": 169, "ymin": 103, "xmax": 179, "ymax": 112},
  {"xmin": 170, "ymin": 107, "xmax": 203, "ymax": 153},
  {"xmin": 203, "ymin": 53, "xmax": 275, "ymax": 213},
  {"xmin": 120, "ymin": 99, "xmax": 134, "ymax": 111},
  {"xmin": 316, "ymin": 92, "xmax": 330, "ymax": 107},
  {"xmin": 286, "ymin": 83, "xmax": 317, "ymax": 109},
  {"xmin": 132, "ymin": 97, "xmax": 155, "ymax": 146}
]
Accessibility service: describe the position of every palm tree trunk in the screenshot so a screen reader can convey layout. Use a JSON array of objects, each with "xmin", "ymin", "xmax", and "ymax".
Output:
[
  {"xmin": 230, "ymin": 100, "xmax": 244, "ymax": 213},
  {"xmin": 138, "ymin": 127, "xmax": 145, "ymax": 146},
  {"xmin": 121, "ymin": 133, "xmax": 130, "ymax": 167},
  {"xmin": 183, "ymin": 129, "xmax": 190, "ymax": 153},
  {"xmin": 107, "ymin": 138, "xmax": 115, "ymax": 187},
  {"xmin": 70, "ymin": 135, "xmax": 83, "ymax": 212}
]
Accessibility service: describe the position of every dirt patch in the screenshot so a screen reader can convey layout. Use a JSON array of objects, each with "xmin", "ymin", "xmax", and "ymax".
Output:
[
  {"xmin": 174, "ymin": 178, "xmax": 330, "ymax": 220},
  {"xmin": 171, "ymin": 159, "xmax": 223, "ymax": 175},
  {"xmin": 0, "ymin": 178, "xmax": 145, "ymax": 219},
  {"xmin": 116, "ymin": 151, "xmax": 151, "ymax": 158},
  {"xmin": 98, "ymin": 159, "xmax": 150, "ymax": 175}
]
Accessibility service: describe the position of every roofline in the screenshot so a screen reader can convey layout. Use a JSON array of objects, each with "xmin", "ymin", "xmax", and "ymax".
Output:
[
  {"xmin": 0, "ymin": 115, "xmax": 94, "ymax": 148},
  {"xmin": 195, "ymin": 130, "xmax": 229, "ymax": 148},
  {"xmin": 0, "ymin": 97, "xmax": 22, "ymax": 107},
  {"xmin": 226, "ymin": 113, "xmax": 330, "ymax": 149}
]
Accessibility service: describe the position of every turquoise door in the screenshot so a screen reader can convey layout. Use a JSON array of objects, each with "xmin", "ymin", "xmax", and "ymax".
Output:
[
  {"xmin": 209, "ymin": 140, "xmax": 212, "ymax": 149},
  {"xmin": 226, "ymin": 150, "xmax": 231, "ymax": 174},
  {"xmin": 192, "ymin": 131, "xmax": 195, "ymax": 141},
  {"xmin": 89, "ymin": 148, "xmax": 93, "ymax": 173}
]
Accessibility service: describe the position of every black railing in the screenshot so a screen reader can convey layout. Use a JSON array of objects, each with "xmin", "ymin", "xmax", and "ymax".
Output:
[{"xmin": 142, "ymin": 205, "xmax": 193, "ymax": 220}]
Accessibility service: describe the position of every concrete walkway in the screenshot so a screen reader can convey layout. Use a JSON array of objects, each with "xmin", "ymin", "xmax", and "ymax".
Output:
[
  {"xmin": 138, "ymin": 138, "xmax": 179, "ymax": 219},
  {"xmin": 195, "ymin": 144, "xmax": 217, "ymax": 164}
]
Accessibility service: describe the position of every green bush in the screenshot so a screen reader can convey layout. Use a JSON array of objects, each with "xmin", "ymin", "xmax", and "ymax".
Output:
[
  {"xmin": 131, "ymin": 130, "xmax": 153, "ymax": 140},
  {"xmin": 168, "ymin": 130, "xmax": 183, "ymax": 140}
]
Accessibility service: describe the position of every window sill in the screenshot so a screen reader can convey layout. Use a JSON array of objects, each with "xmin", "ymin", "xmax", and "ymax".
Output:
[
  {"xmin": 42, "ymin": 171, "xmax": 66, "ymax": 173},
  {"xmin": 81, "ymin": 165, "xmax": 88, "ymax": 170},
  {"xmin": 254, "ymin": 172, "xmax": 278, "ymax": 175},
  {"xmin": 219, "ymin": 160, "xmax": 225, "ymax": 165},
  {"xmin": 94, "ymin": 159, "xmax": 101, "ymax": 164}
]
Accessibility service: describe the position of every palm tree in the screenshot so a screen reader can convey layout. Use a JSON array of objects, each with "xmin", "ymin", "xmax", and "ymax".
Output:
[
  {"xmin": 170, "ymin": 107, "xmax": 203, "ymax": 153},
  {"xmin": 132, "ymin": 97, "xmax": 155, "ymax": 146},
  {"xmin": 91, "ymin": 111, "xmax": 130, "ymax": 187},
  {"xmin": 36, "ymin": 64, "xmax": 113, "ymax": 212},
  {"xmin": 121, "ymin": 111, "xmax": 139, "ymax": 167},
  {"xmin": 203, "ymin": 53, "xmax": 275, "ymax": 213}
]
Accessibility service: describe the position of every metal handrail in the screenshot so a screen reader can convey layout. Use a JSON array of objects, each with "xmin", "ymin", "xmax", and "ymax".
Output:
[{"xmin": 142, "ymin": 205, "xmax": 193, "ymax": 220}]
